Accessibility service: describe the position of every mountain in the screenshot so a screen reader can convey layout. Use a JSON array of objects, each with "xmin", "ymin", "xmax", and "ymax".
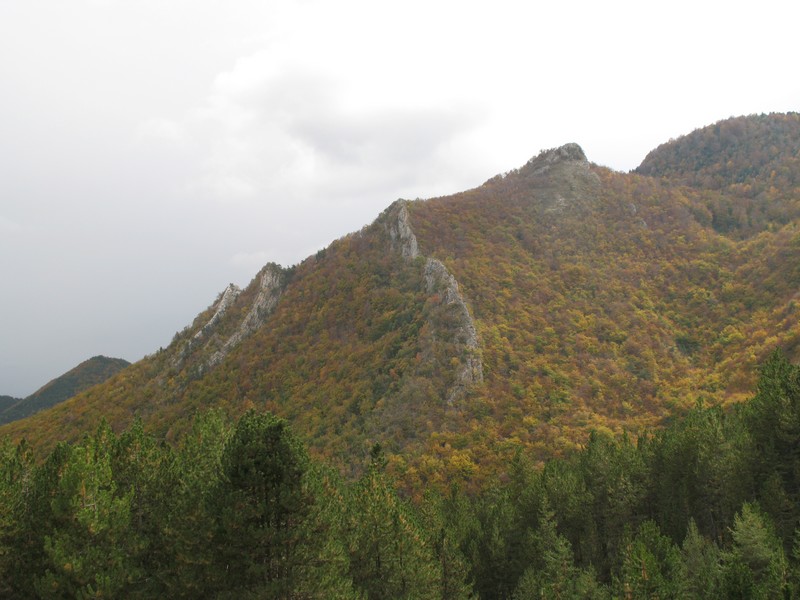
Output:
[
  {"xmin": 0, "ymin": 356, "xmax": 130, "ymax": 425},
  {"xmin": 0, "ymin": 395, "xmax": 19, "ymax": 412},
  {"xmin": 637, "ymin": 112, "xmax": 800, "ymax": 237},
  {"xmin": 3, "ymin": 113, "xmax": 800, "ymax": 487}
]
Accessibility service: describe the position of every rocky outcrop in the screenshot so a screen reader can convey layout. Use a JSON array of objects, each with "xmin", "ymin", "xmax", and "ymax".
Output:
[
  {"xmin": 382, "ymin": 200, "xmax": 420, "ymax": 259},
  {"xmin": 522, "ymin": 142, "xmax": 589, "ymax": 176},
  {"xmin": 174, "ymin": 264, "xmax": 286, "ymax": 372},
  {"xmin": 192, "ymin": 283, "xmax": 241, "ymax": 343},
  {"xmin": 207, "ymin": 265, "xmax": 285, "ymax": 368},
  {"xmin": 423, "ymin": 258, "xmax": 484, "ymax": 404},
  {"xmin": 519, "ymin": 143, "xmax": 601, "ymax": 212},
  {"xmin": 382, "ymin": 199, "xmax": 483, "ymax": 403}
]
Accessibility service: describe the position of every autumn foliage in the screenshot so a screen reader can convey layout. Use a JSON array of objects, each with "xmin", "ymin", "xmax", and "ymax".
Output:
[{"xmin": 3, "ymin": 113, "xmax": 800, "ymax": 492}]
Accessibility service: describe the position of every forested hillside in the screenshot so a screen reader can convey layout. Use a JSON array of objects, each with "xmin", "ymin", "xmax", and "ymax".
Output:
[
  {"xmin": 3, "ymin": 113, "xmax": 800, "ymax": 491},
  {"xmin": 3, "ymin": 352, "xmax": 800, "ymax": 598},
  {"xmin": 637, "ymin": 112, "xmax": 800, "ymax": 237}
]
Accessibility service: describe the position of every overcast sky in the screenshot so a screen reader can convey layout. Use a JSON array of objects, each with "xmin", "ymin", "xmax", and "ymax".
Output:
[{"xmin": 1, "ymin": 0, "xmax": 797, "ymax": 397}]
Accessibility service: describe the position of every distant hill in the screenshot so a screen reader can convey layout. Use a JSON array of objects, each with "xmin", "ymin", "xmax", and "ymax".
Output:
[
  {"xmin": 0, "ymin": 395, "xmax": 20, "ymax": 412},
  {"xmin": 637, "ymin": 112, "xmax": 800, "ymax": 236},
  {"xmin": 0, "ymin": 356, "xmax": 130, "ymax": 425},
  {"xmin": 4, "ymin": 113, "xmax": 800, "ymax": 488}
]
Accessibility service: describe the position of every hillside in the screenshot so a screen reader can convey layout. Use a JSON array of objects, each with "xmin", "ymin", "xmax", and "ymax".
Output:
[
  {"xmin": 4, "ymin": 113, "xmax": 800, "ymax": 487},
  {"xmin": 0, "ymin": 395, "xmax": 19, "ymax": 412},
  {"xmin": 0, "ymin": 356, "xmax": 130, "ymax": 425},
  {"xmin": 637, "ymin": 112, "xmax": 800, "ymax": 237}
]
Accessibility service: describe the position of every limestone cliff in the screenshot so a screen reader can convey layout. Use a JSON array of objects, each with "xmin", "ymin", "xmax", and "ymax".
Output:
[
  {"xmin": 382, "ymin": 200, "xmax": 420, "ymax": 259},
  {"xmin": 381, "ymin": 200, "xmax": 483, "ymax": 403},
  {"xmin": 207, "ymin": 266, "xmax": 285, "ymax": 368},
  {"xmin": 174, "ymin": 264, "xmax": 286, "ymax": 373},
  {"xmin": 423, "ymin": 258, "xmax": 484, "ymax": 403}
]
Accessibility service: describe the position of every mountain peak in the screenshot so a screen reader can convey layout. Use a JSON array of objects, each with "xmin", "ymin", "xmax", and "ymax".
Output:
[{"xmin": 522, "ymin": 143, "xmax": 588, "ymax": 176}]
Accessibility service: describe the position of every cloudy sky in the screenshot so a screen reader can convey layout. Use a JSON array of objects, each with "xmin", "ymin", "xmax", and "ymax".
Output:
[{"xmin": 1, "ymin": 0, "xmax": 797, "ymax": 397}]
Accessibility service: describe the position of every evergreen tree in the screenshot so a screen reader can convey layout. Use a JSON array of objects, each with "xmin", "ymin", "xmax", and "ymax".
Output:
[
  {"xmin": 613, "ymin": 520, "xmax": 682, "ymax": 600},
  {"xmin": 0, "ymin": 439, "xmax": 33, "ymax": 596},
  {"xmin": 745, "ymin": 350, "xmax": 800, "ymax": 547},
  {"xmin": 419, "ymin": 488, "xmax": 476, "ymax": 599},
  {"xmin": 647, "ymin": 402, "xmax": 750, "ymax": 544},
  {"xmin": 578, "ymin": 431, "xmax": 649, "ymax": 579},
  {"xmin": 679, "ymin": 519, "xmax": 722, "ymax": 600},
  {"xmin": 346, "ymin": 458, "xmax": 440, "ymax": 599},
  {"xmin": 110, "ymin": 418, "xmax": 176, "ymax": 596},
  {"xmin": 208, "ymin": 410, "xmax": 316, "ymax": 597},
  {"xmin": 512, "ymin": 499, "xmax": 607, "ymax": 599},
  {"xmin": 162, "ymin": 409, "xmax": 230, "ymax": 596},
  {"xmin": 721, "ymin": 503, "xmax": 787, "ymax": 599},
  {"xmin": 34, "ymin": 423, "xmax": 142, "ymax": 598},
  {"xmin": 470, "ymin": 484, "xmax": 523, "ymax": 599}
]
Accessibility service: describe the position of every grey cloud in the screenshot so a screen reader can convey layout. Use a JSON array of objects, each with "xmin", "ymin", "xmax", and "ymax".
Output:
[{"xmin": 0, "ymin": 215, "xmax": 23, "ymax": 234}]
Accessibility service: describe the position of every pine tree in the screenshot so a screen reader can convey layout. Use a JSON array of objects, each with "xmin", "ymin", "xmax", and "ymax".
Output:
[
  {"xmin": 418, "ymin": 489, "xmax": 476, "ymax": 599},
  {"xmin": 679, "ymin": 519, "xmax": 722, "ymax": 600},
  {"xmin": 613, "ymin": 520, "xmax": 682, "ymax": 600},
  {"xmin": 512, "ymin": 499, "xmax": 607, "ymax": 599},
  {"xmin": 160, "ymin": 409, "xmax": 230, "ymax": 596},
  {"xmin": 722, "ymin": 503, "xmax": 787, "ymax": 599},
  {"xmin": 0, "ymin": 439, "xmax": 33, "ymax": 596},
  {"xmin": 208, "ymin": 410, "xmax": 316, "ymax": 597},
  {"xmin": 34, "ymin": 423, "xmax": 142, "ymax": 598},
  {"xmin": 346, "ymin": 458, "xmax": 440, "ymax": 599}
]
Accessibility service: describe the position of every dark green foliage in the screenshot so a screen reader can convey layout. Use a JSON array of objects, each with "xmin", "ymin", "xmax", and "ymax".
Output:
[
  {"xmin": 512, "ymin": 500, "xmax": 606, "ymax": 599},
  {"xmin": 8, "ymin": 352, "xmax": 800, "ymax": 597},
  {"xmin": 680, "ymin": 520, "xmax": 723, "ymax": 600},
  {"xmin": 647, "ymin": 402, "xmax": 750, "ymax": 544},
  {"xmin": 209, "ymin": 410, "xmax": 313, "ymax": 597},
  {"xmin": 744, "ymin": 350, "xmax": 800, "ymax": 548},
  {"xmin": 345, "ymin": 461, "xmax": 443, "ymax": 599},
  {"xmin": 613, "ymin": 520, "xmax": 682, "ymax": 599},
  {"xmin": 721, "ymin": 503, "xmax": 787, "ymax": 599},
  {"xmin": 34, "ymin": 423, "xmax": 142, "ymax": 598}
]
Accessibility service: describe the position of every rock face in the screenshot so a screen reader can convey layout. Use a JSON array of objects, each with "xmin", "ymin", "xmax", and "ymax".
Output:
[
  {"xmin": 192, "ymin": 283, "xmax": 242, "ymax": 343},
  {"xmin": 519, "ymin": 143, "xmax": 601, "ymax": 212},
  {"xmin": 176, "ymin": 264, "xmax": 286, "ymax": 372},
  {"xmin": 207, "ymin": 266, "xmax": 285, "ymax": 368},
  {"xmin": 382, "ymin": 200, "xmax": 483, "ymax": 403},
  {"xmin": 383, "ymin": 200, "xmax": 420, "ymax": 259},
  {"xmin": 521, "ymin": 142, "xmax": 589, "ymax": 176},
  {"xmin": 423, "ymin": 258, "xmax": 484, "ymax": 403}
]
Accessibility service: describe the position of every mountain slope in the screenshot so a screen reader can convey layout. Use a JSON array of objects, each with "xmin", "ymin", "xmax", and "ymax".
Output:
[
  {"xmin": 4, "ymin": 114, "xmax": 800, "ymax": 487},
  {"xmin": 0, "ymin": 356, "xmax": 130, "ymax": 425},
  {"xmin": 0, "ymin": 395, "xmax": 19, "ymax": 412},
  {"xmin": 637, "ymin": 112, "xmax": 800, "ymax": 237}
]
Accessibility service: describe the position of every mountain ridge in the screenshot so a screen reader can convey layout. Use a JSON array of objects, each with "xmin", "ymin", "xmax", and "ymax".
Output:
[{"xmin": 4, "ymin": 113, "xmax": 800, "ymax": 488}]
